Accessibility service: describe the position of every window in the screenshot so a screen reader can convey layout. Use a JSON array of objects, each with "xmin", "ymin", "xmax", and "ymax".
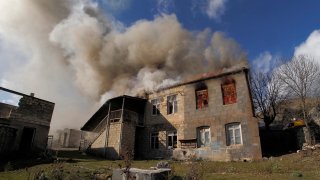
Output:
[
  {"xmin": 221, "ymin": 80, "xmax": 237, "ymax": 105},
  {"xmin": 167, "ymin": 131, "xmax": 177, "ymax": 149},
  {"xmin": 151, "ymin": 99, "xmax": 160, "ymax": 115},
  {"xmin": 167, "ymin": 94, "xmax": 178, "ymax": 114},
  {"xmin": 197, "ymin": 126, "xmax": 211, "ymax": 147},
  {"xmin": 196, "ymin": 89, "xmax": 208, "ymax": 109},
  {"xmin": 226, "ymin": 123, "xmax": 242, "ymax": 146},
  {"xmin": 151, "ymin": 132, "xmax": 159, "ymax": 149}
]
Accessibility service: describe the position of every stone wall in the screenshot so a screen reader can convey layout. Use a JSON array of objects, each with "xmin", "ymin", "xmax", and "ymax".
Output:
[
  {"xmin": 90, "ymin": 122, "xmax": 122, "ymax": 159},
  {"xmin": 141, "ymin": 70, "xmax": 261, "ymax": 161},
  {"xmin": 10, "ymin": 96, "xmax": 54, "ymax": 126},
  {"xmin": 0, "ymin": 94, "xmax": 54, "ymax": 153},
  {"xmin": 0, "ymin": 103, "xmax": 17, "ymax": 119},
  {"xmin": 120, "ymin": 121, "xmax": 136, "ymax": 158},
  {"xmin": 0, "ymin": 125, "xmax": 17, "ymax": 154}
]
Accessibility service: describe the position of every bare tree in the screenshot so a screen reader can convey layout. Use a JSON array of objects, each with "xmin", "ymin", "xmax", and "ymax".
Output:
[
  {"xmin": 278, "ymin": 55, "xmax": 320, "ymax": 144},
  {"xmin": 251, "ymin": 70, "xmax": 286, "ymax": 130}
]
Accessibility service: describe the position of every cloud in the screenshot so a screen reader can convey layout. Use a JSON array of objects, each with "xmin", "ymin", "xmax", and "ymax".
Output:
[
  {"xmin": 103, "ymin": 0, "xmax": 131, "ymax": 13},
  {"xmin": 0, "ymin": 0, "xmax": 246, "ymax": 132},
  {"xmin": 191, "ymin": 0, "xmax": 227, "ymax": 20},
  {"xmin": 252, "ymin": 51, "xmax": 280, "ymax": 73},
  {"xmin": 206, "ymin": 0, "xmax": 227, "ymax": 20},
  {"xmin": 0, "ymin": 0, "xmax": 99, "ymax": 131},
  {"xmin": 294, "ymin": 29, "xmax": 320, "ymax": 63},
  {"xmin": 156, "ymin": 0, "xmax": 175, "ymax": 14}
]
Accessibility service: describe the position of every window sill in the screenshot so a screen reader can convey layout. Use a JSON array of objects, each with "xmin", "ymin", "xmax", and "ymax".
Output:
[
  {"xmin": 226, "ymin": 144, "xmax": 243, "ymax": 148},
  {"xmin": 223, "ymin": 102, "xmax": 237, "ymax": 106},
  {"xmin": 167, "ymin": 113, "xmax": 178, "ymax": 116},
  {"xmin": 196, "ymin": 107, "xmax": 209, "ymax": 111}
]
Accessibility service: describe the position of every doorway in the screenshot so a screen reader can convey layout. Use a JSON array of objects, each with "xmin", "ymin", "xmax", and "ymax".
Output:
[{"xmin": 19, "ymin": 127, "xmax": 36, "ymax": 152}]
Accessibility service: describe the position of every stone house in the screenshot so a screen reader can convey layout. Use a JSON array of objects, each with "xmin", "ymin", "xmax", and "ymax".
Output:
[
  {"xmin": 0, "ymin": 87, "xmax": 54, "ymax": 156},
  {"xmin": 81, "ymin": 66, "xmax": 262, "ymax": 161}
]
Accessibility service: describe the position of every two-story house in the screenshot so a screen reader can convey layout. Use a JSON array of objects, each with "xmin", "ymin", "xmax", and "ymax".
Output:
[{"xmin": 81, "ymin": 66, "xmax": 262, "ymax": 161}]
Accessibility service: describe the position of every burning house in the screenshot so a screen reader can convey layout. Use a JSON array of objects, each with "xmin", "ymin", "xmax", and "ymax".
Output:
[
  {"xmin": 0, "ymin": 87, "xmax": 54, "ymax": 156},
  {"xmin": 81, "ymin": 66, "xmax": 262, "ymax": 161}
]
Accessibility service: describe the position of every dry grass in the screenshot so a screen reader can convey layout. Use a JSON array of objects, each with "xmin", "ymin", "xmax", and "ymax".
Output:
[{"xmin": 0, "ymin": 149, "xmax": 320, "ymax": 179}]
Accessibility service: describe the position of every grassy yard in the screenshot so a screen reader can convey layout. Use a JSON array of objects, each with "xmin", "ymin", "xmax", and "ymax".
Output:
[{"xmin": 0, "ymin": 150, "xmax": 320, "ymax": 180}]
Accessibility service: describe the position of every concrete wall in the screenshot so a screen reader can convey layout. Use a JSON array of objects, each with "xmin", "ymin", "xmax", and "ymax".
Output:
[{"xmin": 141, "ymin": 71, "xmax": 261, "ymax": 161}]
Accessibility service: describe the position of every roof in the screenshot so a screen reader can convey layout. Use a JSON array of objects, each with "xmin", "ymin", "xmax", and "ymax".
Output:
[
  {"xmin": 81, "ymin": 95, "xmax": 146, "ymax": 131},
  {"xmin": 155, "ymin": 65, "xmax": 249, "ymax": 92},
  {"xmin": 81, "ymin": 65, "xmax": 249, "ymax": 131}
]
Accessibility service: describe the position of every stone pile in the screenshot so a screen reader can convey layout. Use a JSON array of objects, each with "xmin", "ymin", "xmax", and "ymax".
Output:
[{"xmin": 297, "ymin": 143, "xmax": 320, "ymax": 153}]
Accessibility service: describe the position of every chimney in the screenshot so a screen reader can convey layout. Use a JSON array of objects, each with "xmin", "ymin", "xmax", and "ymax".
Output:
[{"xmin": 30, "ymin": 93, "xmax": 35, "ymax": 97}]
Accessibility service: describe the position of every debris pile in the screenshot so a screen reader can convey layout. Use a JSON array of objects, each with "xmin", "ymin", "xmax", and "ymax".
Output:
[{"xmin": 297, "ymin": 143, "xmax": 320, "ymax": 153}]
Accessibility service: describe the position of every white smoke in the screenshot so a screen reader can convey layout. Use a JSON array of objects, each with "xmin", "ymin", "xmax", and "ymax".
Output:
[{"xmin": 0, "ymin": 0, "xmax": 246, "ymax": 131}]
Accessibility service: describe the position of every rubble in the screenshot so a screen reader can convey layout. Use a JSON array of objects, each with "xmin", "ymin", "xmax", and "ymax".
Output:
[
  {"xmin": 156, "ymin": 161, "xmax": 170, "ymax": 169},
  {"xmin": 297, "ymin": 143, "xmax": 320, "ymax": 153}
]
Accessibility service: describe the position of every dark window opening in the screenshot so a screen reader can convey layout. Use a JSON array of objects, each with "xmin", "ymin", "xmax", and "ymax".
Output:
[
  {"xmin": 196, "ymin": 89, "xmax": 208, "ymax": 109},
  {"xmin": 222, "ymin": 80, "xmax": 237, "ymax": 105},
  {"xmin": 19, "ymin": 127, "xmax": 35, "ymax": 151},
  {"xmin": 167, "ymin": 95, "xmax": 178, "ymax": 114},
  {"xmin": 151, "ymin": 132, "xmax": 159, "ymax": 149},
  {"xmin": 151, "ymin": 99, "xmax": 160, "ymax": 115},
  {"xmin": 167, "ymin": 131, "xmax": 177, "ymax": 149}
]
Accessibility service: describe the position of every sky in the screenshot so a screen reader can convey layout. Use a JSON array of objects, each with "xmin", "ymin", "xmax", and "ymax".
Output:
[
  {"xmin": 0, "ymin": 0, "xmax": 319, "ymax": 131},
  {"xmin": 102, "ymin": 0, "xmax": 320, "ymax": 70}
]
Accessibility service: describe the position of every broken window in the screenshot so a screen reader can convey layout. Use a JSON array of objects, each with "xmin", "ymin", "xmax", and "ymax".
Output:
[
  {"xmin": 151, "ymin": 98, "xmax": 160, "ymax": 115},
  {"xmin": 196, "ymin": 89, "xmax": 208, "ymax": 109},
  {"xmin": 197, "ymin": 126, "xmax": 211, "ymax": 147},
  {"xmin": 151, "ymin": 132, "xmax": 159, "ymax": 149},
  {"xmin": 221, "ymin": 80, "xmax": 237, "ymax": 105},
  {"xmin": 226, "ymin": 123, "xmax": 242, "ymax": 146},
  {"xmin": 167, "ymin": 94, "xmax": 178, "ymax": 114},
  {"xmin": 180, "ymin": 139, "xmax": 197, "ymax": 149},
  {"xmin": 167, "ymin": 131, "xmax": 177, "ymax": 149}
]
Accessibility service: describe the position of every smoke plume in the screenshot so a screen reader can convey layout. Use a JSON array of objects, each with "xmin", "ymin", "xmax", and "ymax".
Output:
[{"xmin": 0, "ymin": 0, "xmax": 246, "ymax": 131}]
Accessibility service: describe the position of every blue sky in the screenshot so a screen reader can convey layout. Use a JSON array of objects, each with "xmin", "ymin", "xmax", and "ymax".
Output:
[{"xmin": 101, "ymin": 0, "xmax": 320, "ymax": 64}]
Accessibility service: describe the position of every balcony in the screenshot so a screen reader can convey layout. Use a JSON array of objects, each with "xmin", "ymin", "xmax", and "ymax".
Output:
[{"xmin": 93, "ymin": 109, "xmax": 144, "ymax": 132}]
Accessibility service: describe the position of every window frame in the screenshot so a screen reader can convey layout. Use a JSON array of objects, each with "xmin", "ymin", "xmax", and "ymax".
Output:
[
  {"xmin": 226, "ymin": 123, "xmax": 243, "ymax": 146},
  {"xmin": 167, "ymin": 94, "xmax": 178, "ymax": 115},
  {"xmin": 197, "ymin": 126, "xmax": 211, "ymax": 148},
  {"xmin": 196, "ymin": 89, "xmax": 209, "ymax": 109},
  {"xmin": 150, "ymin": 132, "xmax": 160, "ymax": 149},
  {"xmin": 167, "ymin": 131, "xmax": 177, "ymax": 149},
  {"xmin": 151, "ymin": 98, "xmax": 161, "ymax": 116},
  {"xmin": 221, "ymin": 80, "xmax": 237, "ymax": 105}
]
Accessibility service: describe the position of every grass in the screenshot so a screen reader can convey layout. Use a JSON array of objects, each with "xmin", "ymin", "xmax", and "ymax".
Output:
[{"xmin": 0, "ymin": 149, "xmax": 320, "ymax": 179}]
